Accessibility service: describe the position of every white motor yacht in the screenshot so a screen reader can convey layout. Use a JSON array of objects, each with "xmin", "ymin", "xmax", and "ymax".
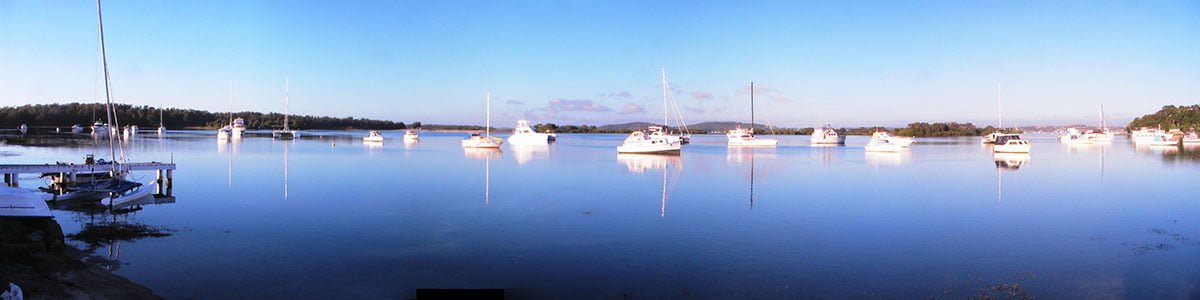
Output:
[
  {"xmin": 507, "ymin": 119, "xmax": 552, "ymax": 145},
  {"xmin": 810, "ymin": 123, "xmax": 846, "ymax": 145},
  {"xmin": 70, "ymin": 124, "xmax": 83, "ymax": 133},
  {"xmin": 1059, "ymin": 128, "xmax": 1092, "ymax": 144},
  {"xmin": 403, "ymin": 130, "xmax": 419, "ymax": 142},
  {"xmin": 1183, "ymin": 131, "xmax": 1200, "ymax": 145},
  {"xmin": 617, "ymin": 130, "xmax": 681, "ymax": 154},
  {"xmin": 363, "ymin": 130, "xmax": 384, "ymax": 143},
  {"xmin": 992, "ymin": 134, "xmax": 1032, "ymax": 153},
  {"xmin": 231, "ymin": 117, "xmax": 246, "ymax": 138},
  {"xmin": 871, "ymin": 131, "xmax": 913, "ymax": 147},
  {"xmin": 18, "ymin": 124, "xmax": 28, "ymax": 135}
]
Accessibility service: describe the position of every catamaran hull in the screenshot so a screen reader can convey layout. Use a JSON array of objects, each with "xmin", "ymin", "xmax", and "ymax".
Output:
[{"xmin": 618, "ymin": 144, "xmax": 681, "ymax": 154}]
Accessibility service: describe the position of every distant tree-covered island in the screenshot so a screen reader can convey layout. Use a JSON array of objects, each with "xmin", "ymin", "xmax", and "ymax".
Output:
[
  {"xmin": 0, "ymin": 103, "xmax": 409, "ymax": 130},
  {"xmin": 2, "ymin": 103, "xmax": 1023, "ymax": 137},
  {"xmin": 1127, "ymin": 104, "xmax": 1200, "ymax": 131}
]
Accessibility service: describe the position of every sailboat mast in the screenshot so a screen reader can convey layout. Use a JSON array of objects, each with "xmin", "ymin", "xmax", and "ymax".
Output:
[
  {"xmin": 750, "ymin": 82, "xmax": 755, "ymax": 131},
  {"xmin": 284, "ymin": 78, "xmax": 290, "ymax": 131},
  {"xmin": 95, "ymin": 0, "xmax": 117, "ymax": 172},
  {"xmin": 485, "ymin": 92, "xmax": 491, "ymax": 138},
  {"xmin": 229, "ymin": 81, "xmax": 234, "ymax": 125},
  {"xmin": 997, "ymin": 83, "xmax": 1003, "ymax": 130},
  {"xmin": 661, "ymin": 68, "xmax": 669, "ymax": 128},
  {"xmin": 1100, "ymin": 104, "xmax": 1106, "ymax": 129}
]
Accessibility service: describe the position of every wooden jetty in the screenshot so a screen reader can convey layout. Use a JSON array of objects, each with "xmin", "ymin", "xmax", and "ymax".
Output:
[{"xmin": 1, "ymin": 162, "xmax": 176, "ymax": 196}]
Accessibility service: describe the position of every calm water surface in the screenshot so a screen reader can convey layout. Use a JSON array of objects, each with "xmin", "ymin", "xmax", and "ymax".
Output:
[{"xmin": 3, "ymin": 131, "xmax": 1199, "ymax": 299}]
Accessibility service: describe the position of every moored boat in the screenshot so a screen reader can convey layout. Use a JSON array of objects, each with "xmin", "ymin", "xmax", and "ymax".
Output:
[
  {"xmin": 507, "ymin": 119, "xmax": 553, "ymax": 145},
  {"xmin": 363, "ymin": 130, "xmax": 384, "ymax": 143},
  {"xmin": 617, "ymin": 130, "xmax": 681, "ymax": 154},
  {"xmin": 992, "ymin": 134, "xmax": 1032, "ymax": 153},
  {"xmin": 810, "ymin": 123, "xmax": 846, "ymax": 145},
  {"xmin": 462, "ymin": 93, "xmax": 502, "ymax": 148}
]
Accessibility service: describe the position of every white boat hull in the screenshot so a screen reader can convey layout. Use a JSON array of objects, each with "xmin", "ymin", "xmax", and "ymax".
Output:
[
  {"xmin": 508, "ymin": 133, "xmax": 552, "ymax": 145},
  {"xmin": 618, "ymin": 143, "xmax": 681, "ymax": 154},
  {"xmin": 1, "ymin": 187, "xmax": 53, "ymax": 218},
  {"xmin": 865, "ymin": 144, "xmax": 903, "ymax": 152},
  {"xmin": 810, "ymin": 136, "xmax": 846, "ymax": 145},
  {"xmin": 993, "ymin": 144, "xmax": 1032, "ymax": 153},
  {"xmin": 728, "ymin": 138, "xmax": 778, "ymax": 147},
  {"xmin": 363, "ymin": 137, "xmax": 384, "ymax": 143},
  {"xmin": 462, "ymin": 137, "xmax": 502, "ymax": 148}
]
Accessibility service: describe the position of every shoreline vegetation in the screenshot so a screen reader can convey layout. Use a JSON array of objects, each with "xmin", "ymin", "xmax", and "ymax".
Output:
[{"xmin": 4, "ymin": 102, "xmax": 1195, "ymax": 137}]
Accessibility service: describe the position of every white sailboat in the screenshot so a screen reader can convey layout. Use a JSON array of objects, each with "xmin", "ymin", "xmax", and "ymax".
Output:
[
  {"xmin": 727, "ymin": 82, "xmax": 778, "ymax": 147},
  {"xmin": 507, "ymin": 119, "xmax": 553, "ymax": 145},
  {"xmin": 645, "ymin": 68, "xmax": 689, "ymax": 145},
  {"xmin": 1082, "ymin": 104, "xmax": 1113, "ymax": 142},
  {"xmin": 618, "ymin": 69, "xmax": 685, "ymax": 154},
  {"xmin": 273, "ymin": 78, "xmax": 298, "ymax": 139},
  {"xmin": 462, "ymin": 93, "xmax": 502, "ymax": 148},
  {"xmin": 156, "ymin": 108, "xmax": 166, "ymax": 135},
  {"xmin": 218, "ymin": 81, "xmax": 235, "ymax": 140}
]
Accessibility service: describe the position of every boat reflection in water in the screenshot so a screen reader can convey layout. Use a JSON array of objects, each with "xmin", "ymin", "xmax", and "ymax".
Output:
[
  {"xmin": 993, "ymin": 153, "xmax": 1030, "ymax": 204},
  {"xmin": 617, "ymin": 154, "xmax": 682, "ymax": 217},
  {"xmin": 864, "ymin": 151, "xmax": 912, "ymax": 166},
  {"xmin": 510, "ymin": 144, "xmax": 549, "ymax": 165},
  {"xmin": 993, "ymin": 153, "xmax": 1031, "ymax": 170},
  {"xmin": 465, "ymin": 148, "xmax": 501, "ymax": 204},
  {"xmin": 727, "ymin": 147, "xmax": 775, "ymax": 208}
]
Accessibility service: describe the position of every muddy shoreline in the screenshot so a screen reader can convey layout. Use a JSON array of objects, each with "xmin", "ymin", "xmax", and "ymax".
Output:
[{"xmin": 1, "ymin": 218, "xmax": 161, "ymax": 300}]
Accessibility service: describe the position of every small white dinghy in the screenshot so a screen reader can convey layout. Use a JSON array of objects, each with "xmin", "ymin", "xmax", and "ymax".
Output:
[{"xmin": 0, "ymin": 187, "xmax": 52, "ymax": 218}]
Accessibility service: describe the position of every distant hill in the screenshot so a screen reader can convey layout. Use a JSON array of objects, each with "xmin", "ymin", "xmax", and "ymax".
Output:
[{"xmin": 597, "ymin": 122, "xmax": 657, "ymax": 131}]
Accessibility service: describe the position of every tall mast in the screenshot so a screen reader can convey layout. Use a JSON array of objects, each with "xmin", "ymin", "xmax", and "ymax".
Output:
[
  {"xmin": 997, "ymin": 83, "xmax": 1003, "ymax": 130},
  {"xmin": 660, "ymin": 68, "xmax": 669, "ymax": 128},
  {"xmin": 750, "ymin": 82, "xmax": 755, "ymax": 131},
  {"xmin": 159, "ymin": 107, "xmax": 163, "ymax": 127},
  {"xmin": 1100, "ymin": 104, "xmax": 1106, "ymax": 129},
  {"xmin": 228, "ymin": 81, "xmax": 234, "ymax": 125},
  {"xmin": 485, "ymin": 92, "xmax": 491, "ymax": 138},
  {"xmin": 95, "ymin": 0, "xmax": 117, "ymax": 172},
  {"xmin": 284, "ymin": 78, "xmax": 290, "ymax": 131}
]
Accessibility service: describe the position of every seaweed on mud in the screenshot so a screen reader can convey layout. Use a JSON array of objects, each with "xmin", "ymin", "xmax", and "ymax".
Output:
[{"xmin": 66, "ymin": 223, "xmax": 173, "ymax": 246}]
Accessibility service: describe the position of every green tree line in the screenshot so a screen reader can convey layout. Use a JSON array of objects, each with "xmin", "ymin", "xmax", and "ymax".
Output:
[
  {"xmin": 1127, "ymin": 105, "xmax": 1200, "ymax": 131},
  {"xmin": 0, "ymin": 103, "xmax": 408, "ymax": 130}
]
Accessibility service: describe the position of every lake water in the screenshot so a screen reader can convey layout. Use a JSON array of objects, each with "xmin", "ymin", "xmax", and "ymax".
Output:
[{"xmin": 3, "ymin": 131, "xmax": 1199, "ymax": 299}]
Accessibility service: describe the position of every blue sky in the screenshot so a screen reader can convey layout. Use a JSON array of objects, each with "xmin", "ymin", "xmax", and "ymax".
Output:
[{"xmin": 1, "ymin": 0, "xmax": 1197, "ymax": 127}]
